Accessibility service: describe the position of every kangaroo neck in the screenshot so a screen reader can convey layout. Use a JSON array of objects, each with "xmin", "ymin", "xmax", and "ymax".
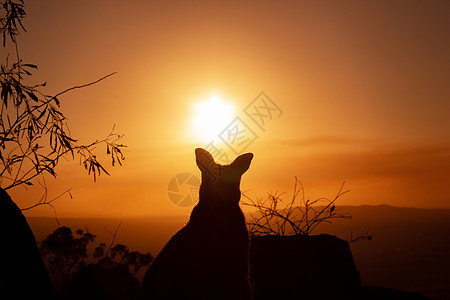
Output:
[{"xmin": 188, "ymin": 200, "xmax": 244, "ymax": 227}]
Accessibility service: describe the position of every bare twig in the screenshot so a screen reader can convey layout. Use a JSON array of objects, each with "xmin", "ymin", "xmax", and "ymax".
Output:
[
  {"xmin": 243, "ymin": 178, "xmax": 353, "ymax": 237},
  {"xmin": 50, "ymin": 72, "xmax": 117, "ymax": 101},
  {"xmin": 20, "ymin": 178, "xmax": 72, "ymax": 225},
  {"xmin": 348, "ymin": 229, "xmax": 373, "ymax": 243},
  {"xmin": 104, "ymin": 220, "xmax": 123, "ymax": 257}
]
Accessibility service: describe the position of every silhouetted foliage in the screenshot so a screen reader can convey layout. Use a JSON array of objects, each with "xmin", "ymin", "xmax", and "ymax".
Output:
[
  {"xmin": 243, "ymin": 177, "xmax": 352, "ymax": 236},
  {"xmin": 0, "ymin": 0, "xmax": 125, "ymax": 207},
  {"xmin": 40, "ymin": 227, "xmax": 95, "ymax": 290},
  {"xmin": 243, "ymin": 177, "xmax": 373, "ymax": 242},
  {"xmin": 40, "ymin": 226, "xmax": 152, "ymax": 298},
  {"xmin": 94, "ymin": 242, "xmax": 152, "ymax": 278}
]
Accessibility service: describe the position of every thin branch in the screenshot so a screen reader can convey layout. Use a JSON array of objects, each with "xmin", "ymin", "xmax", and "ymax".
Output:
[
  {"xmin": 20, "ymin": 179, "xmax": 72, "ymax": 225},
  {"xmin": 104, "ymin": 220, "xmax": 122, "ymax": 257},
  {"xmin": 245, "ymin": 179, "xmax": 353, "ymax": 237},
  {"xmin": 348, "ymin": 229, "xmax": 373, "ymax": 244},
  {"xmin": 51, "ymin": 72, "xmax": 117, "ymax": 101}
]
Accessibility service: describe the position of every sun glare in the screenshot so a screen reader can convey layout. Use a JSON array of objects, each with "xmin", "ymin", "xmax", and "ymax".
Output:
[{"xmin": 190, "ymin": 95, "xmax": 235, "ymax": 143}]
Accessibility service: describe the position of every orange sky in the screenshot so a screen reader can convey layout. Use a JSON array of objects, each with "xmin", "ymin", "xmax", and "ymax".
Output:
[{"xmin": 8, "ymin": 0, "xmax": 450, "ymax": 217}]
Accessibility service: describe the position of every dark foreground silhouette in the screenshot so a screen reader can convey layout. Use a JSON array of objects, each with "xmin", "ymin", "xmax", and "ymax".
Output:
[
  {"xmin": 142, "ymin": 148, "xmax": 253, "ymax": 300},
  {"xmin": 250, "ymin": 234, "xmax": 361, "ymax": 300},
  {"xmin": 249, "ymin": 234, "xmax": 432, "ymax": 300},
  {"xmin": 0, "ymin": 188, "xmax": 55, "ymax": 300}
]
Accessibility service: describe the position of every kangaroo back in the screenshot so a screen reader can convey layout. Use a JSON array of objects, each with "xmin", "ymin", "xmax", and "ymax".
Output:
[{"xmin": 142, "ymin": 148, "xmax": 253, "ymax": 300}]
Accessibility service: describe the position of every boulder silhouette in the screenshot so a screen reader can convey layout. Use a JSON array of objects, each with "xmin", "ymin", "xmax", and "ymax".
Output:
[
  {"xmin": 0, "ymin": 188, "xmax": 55, "ymax": 299},
  {"xmin": 357, "ymin": 286, "xmax": 432, "ymax": 300},
  {"xmin": 249, "ymin": 234, "xmax": 361, "ymax": 300},
  {"xmin": 142, "ymin": 148, "xmax": 253, "ymax": 300}
]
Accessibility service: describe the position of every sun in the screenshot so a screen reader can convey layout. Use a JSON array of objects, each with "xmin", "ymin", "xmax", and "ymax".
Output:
[{"xmin": 190, "ymin": 94, "xmax": 236, "ymax": 143}]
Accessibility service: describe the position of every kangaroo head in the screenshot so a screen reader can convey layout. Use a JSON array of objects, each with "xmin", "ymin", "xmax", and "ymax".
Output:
[{"xmin": 195, "ymin": 148, "xmax": 253, "ymax": 208}]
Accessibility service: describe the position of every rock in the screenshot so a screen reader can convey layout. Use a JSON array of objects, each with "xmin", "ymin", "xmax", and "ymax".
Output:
[
  {"xmin": 249, "ymin": 234, "xmax": 361, "ymax": 300},
  {"xmin": 0, "ymin": 188, "xmax": 55, "ymax": 299},
  {"xmin": 358, "ymin": 286, "xmax": 432, "ymax": 300}
]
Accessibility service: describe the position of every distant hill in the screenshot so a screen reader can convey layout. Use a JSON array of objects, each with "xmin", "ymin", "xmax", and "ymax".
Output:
[{"xmin": 26, "ymin": 205, "xmax": 450, "ymax": 300}]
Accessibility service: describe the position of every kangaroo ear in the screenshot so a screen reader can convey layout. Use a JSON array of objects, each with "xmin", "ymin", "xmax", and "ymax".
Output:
[
  {"xmin": 195, "ymin": 148, "xmax": 216, "ymax": 173},
  {"xmin": 230, "ymin": 153, "xmax": 253, "ymax": 176}
]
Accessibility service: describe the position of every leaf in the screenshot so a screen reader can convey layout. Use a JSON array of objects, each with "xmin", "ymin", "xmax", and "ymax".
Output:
[
  {"xmin": 23, "ymin": 63, "xmax": 38, "ymax": 69},
  {"xmin": 42, "ymin": 164, "xmax": 56, "ymax": 178},
  {"xmin": 98, "ymin": 162, "xmax": 110, "ymax": 176},
  {"xmin": 26, "ymin": 90, "xmax": 39, "ymax": 101},
  {"xmin": 37, "ymin": 106, "xmax": 48, "ymax": 121}
]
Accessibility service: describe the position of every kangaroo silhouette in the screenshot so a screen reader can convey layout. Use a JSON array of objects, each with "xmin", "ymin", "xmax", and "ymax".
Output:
[{"xmin": 142, "ymin": 148, "xmax": 253, "ymax": 300}]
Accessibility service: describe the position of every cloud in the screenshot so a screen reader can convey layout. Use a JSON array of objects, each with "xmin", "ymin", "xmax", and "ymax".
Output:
[
  {"xmin": 255, "ymin": 137, "xmax": 450, "ymax": 208},
  {"xmin": 278, "ymin": 136, "xmax": 372, "ymax": 148}
]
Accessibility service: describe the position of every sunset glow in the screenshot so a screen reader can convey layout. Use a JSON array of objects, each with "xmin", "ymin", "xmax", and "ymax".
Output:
[
  {"xmin": 190, "ymin": 95, "xmax": 236, "ymax": 143},
  {"xmin": 2, "ymin": 2, "xmax": 449, "ymax": 299},
  {"xmin": 5, "ymin": 1, "xmax": 449, "ymax": 217}
]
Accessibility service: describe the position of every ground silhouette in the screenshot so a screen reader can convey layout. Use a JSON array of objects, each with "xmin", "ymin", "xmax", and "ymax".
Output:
[
  {"xmin": 0, "ymin": 188, "xmax": 55, "ymax": 299},
  {"xmin": 250, "ymin": 234, "xmax": 361, "ymax": 300},
  {"xmin": 142, "ymin": 148, "xmax": 253, "ymax": 300}
]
